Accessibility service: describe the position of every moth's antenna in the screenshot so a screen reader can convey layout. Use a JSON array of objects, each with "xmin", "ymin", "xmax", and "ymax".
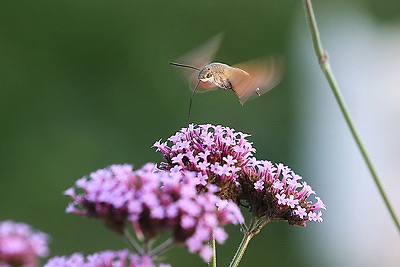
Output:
[
  {"xmin": 170, "ymin": 62, "xmax": 200, "ymax": 71},
  {"xmin": 187, "ymin": 79, "xmax": 201, "ymax": 124}
]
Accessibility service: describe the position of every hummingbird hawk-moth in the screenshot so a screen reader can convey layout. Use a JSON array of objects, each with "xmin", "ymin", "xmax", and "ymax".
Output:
[{"xmin": 170, "ymin": 34, "xmax": 283, "ymax": 121}]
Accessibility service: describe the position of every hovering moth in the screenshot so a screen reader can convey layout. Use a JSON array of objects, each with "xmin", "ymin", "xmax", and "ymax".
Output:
[{"xmin": 170, "ymin": 34, "xmax": 283, "ymax": 121}]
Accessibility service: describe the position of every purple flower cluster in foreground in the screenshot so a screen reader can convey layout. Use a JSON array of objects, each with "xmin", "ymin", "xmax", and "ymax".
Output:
[
  {"xmin": 154, "ymin": 124, "xmax": 255, "ymax": 200},
  {"xmin": 45, "ymin": 250, "xmax": 169, "ymax": 267},
  {"xmin": 0, "ymin": 220, "xmax": 49, "ymax": 267},
  {"xmin": 65, "ymin": 163, "xmax": 243, "ymax": 262},
  {"xmin": 154, "ymin": 124, "xmax": 326, "ymax": 226}
]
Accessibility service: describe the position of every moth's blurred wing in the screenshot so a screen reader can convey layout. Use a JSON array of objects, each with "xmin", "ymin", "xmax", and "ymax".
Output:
[
  {"xmin": 174, "ymin": 33, "xmax": 223, "ymax": 92},
  {"xmin": 178, "ymin": 33, "xmax": 223, "ymax": 69},
  {"xmin": 231, "ymin": 57, "xmax": 284, "ymax": 104}
]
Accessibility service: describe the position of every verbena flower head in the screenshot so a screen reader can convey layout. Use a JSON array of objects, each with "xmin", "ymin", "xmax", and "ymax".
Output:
[
  {"xmin": 44, "ymin": 250, "xmax": 169, "ymax": 267},
  {"xmin": 0, "ymin": 220, "xmax": 49, "ymax": 267},
  {"xmin": 240, "ymin": 159, "xmax": 326, "ymax": 226},
  {"xmin": 65, "ymin": 163, "xmax": 243, "ymax": 262},
  {"xmin": 154, "ymin": 124, "xmax": 326, "ymax": 227},
  {"xmin": 153, "ymin": 124, "xmax": 255, "ymax": 200}
]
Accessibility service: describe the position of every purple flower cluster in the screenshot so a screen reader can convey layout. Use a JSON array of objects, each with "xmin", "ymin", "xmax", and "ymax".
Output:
[
  {"xmin": 154, "ymin": 124, "xmax": 326, "ymax": 226},
  {"xmin": 153, "ymin": 124, "xmax": 255, "ymax": 200},
  {"xmin": 0, "ymin": 220, "xmax": 49, "ymax": 267},
  {"xmin": 45, "ymin": 250, "xmax": 168, "ymax": 267},
  {"xmin": 65, "ymin": 163, "xmax": 243, "ymax": 262},
  {"xmin": 240, "ymin": 159, "xmax": 326, "ymax": 226}
]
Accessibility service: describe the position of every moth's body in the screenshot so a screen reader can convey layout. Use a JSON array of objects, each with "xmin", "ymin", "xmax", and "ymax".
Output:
[
  {"xmin": 198, "ymin": 62, "xmax": 250, "ymax": 92},
  {"xmin": 195, "ymin": 61, "xmax": 275, "ymax": 104}
]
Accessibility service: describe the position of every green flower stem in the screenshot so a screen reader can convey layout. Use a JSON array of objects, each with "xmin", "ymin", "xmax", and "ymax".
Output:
[
  {"xmin": 229, "ymin": 231, "xmax": 254, "ymax": 267},
  {"xmin": 123, "ymin": 228, "xmax": 143, "ymax": 254},
  {"xmin": 303, "ymin": 0, "xmax": 400, "ymax": 232},
  {"xmin": 149, "ymin": 238, "xmax": 174, "ymax": 257},
  {"xmin": 212, "ymin": 238, "xmax": 217, "ymax": 267},
  {"xmin": 230, "ymin": 218, "xmax": 268, "ymax": 267}
]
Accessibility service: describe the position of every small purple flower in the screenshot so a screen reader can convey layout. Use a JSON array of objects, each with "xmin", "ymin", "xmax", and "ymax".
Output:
[
  {"xmin": 240, "ymin": 159, "xmax": 326, "ymax": 226},
  {"xmin": 0, "ymin": 220, "xmax": 49, "ymax": 267},
  {"xmin": 153, "ymin": 124, "xmax": 256, "ymax": 200},
  {"xmin": 65, "ymin": 163, "xmax": 243, "ymax": 262},
  {"xmin": 275, "ymin": 193, "xmax": 287, "ymax": 205},
  {"xmin": 44, "ymin": 250, "xmax": 169, "ymax": 267}
]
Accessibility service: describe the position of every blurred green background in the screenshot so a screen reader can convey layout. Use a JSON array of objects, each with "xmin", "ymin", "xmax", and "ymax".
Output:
[{"xmin": 1, "ymin": 0, "xmax": 399, "ymax": 266}]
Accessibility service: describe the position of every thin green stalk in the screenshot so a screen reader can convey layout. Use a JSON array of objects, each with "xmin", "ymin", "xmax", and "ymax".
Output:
[
  {"xmin": 123, "ymin": 228, "xmax": 143, "ymax": 254},
  {"xmin": 303, "ymin": 0, "xmax": 400, "ymax": 231},
  {"xmin": 229, "ymin": 231, "xmax": 254, "ymax": 267},
  {"xmin": 229, "ymin": 217, "xmax": 267, "ymax": 267},
  {"xmin": 149, "ymin": 238, "xmax": 174, "ymax": 257},
  {"xmin": 212, "ymin": 238, "xmax": 217, "ymax": 267}
]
